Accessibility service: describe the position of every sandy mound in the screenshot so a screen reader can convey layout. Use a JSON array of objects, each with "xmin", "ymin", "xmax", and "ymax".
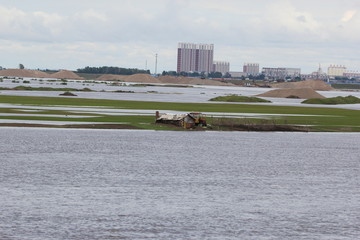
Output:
[
  {"xmin": 51, "ymin": 70, "xmax": 84, "ymax": 80},
  {"xmin": 97, "ymin": 74, "xmax": 129, "ymax": 81},
  {"xmin": 158, "ymin": 76, "xmax": 234, "ymax": 86},
  {"xmin": 258, "ymin": 87, "xmax": 325, "ymax": 99},
  {"xmin": 98, "ymin": 74, "xmax": 160, "ymax": 83},
  {"xmin": 272, "ymin": 80, "xmax": 334, "ymax": 91},
  {"xmin": 124, "ymin": 74, "xmax": 162, "ymax": 83},
  {"xmin": 0, "ymin": 69, "xmax": 50, "ymax": 78}
]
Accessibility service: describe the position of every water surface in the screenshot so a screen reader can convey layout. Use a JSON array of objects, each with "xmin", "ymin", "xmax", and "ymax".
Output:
[{"xmin": 0, "ymin": 128, "xmax": 359, "ymax": 239}]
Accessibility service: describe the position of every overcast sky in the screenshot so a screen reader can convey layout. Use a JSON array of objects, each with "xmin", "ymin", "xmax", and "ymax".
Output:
[{"xmin": 1, "ymin": 0, "xmax": 360, "ymax": 73}]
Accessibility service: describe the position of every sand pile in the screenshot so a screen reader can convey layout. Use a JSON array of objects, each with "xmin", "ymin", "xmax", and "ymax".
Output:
[
  {"xmin": 97, "ymin": 74, "xmax": 161, "ymax": 83},
  {"xmin": 124, "ymin": 74, "xmax": 162, "ymax": 83},
  {"xmin": 97, "ymin": 74, "xmax": 129, "ymax": 81},
  {"xmin": 272, "ymin": 80, "xmax": 334, "ymax": 91},
  {"xmin": 158, "ymin": 76, "xmax": 234, "ymax": 86},
  {"xmin": 0, "ymin": 69, "xmax": 50, "ymax": 78},
  {"xmin": 258, "ymin": 87, "xmax": 325, "ymax": 99},
  {"xmin": 51, "ymin": 70, "xmax": 84, "ymax": 80}
]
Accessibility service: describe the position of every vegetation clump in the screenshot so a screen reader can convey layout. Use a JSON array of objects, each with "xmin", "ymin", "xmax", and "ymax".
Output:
[
  {"xmin": 332, "ymin": 84, "xmax": 360, "ymax": 90},
  {"xmin": 286, "ymin": 95, "xmax": 300, "ymax": 99},
  {"xmin": 59, "ymin": 91, "xmax": 77, "ymax": 96},
  {"xmin": 302, "ymin": 95, "xmax": 360, "ymax": 105},
  {"xmin": 209, "ymin": 95, "xmax": 271, "ymax": 103}
]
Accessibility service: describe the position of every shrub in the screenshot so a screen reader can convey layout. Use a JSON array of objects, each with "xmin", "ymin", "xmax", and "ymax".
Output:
[
  {"xmin": 302, "ymin": 95, "xmax": 360, "ymax": 104},
  {"xmin": 209, "ymin": 95, "xmax": 271, "ymax": 103}
]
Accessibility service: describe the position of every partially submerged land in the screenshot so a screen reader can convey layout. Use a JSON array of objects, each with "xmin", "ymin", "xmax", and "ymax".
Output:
[
  {"xmin": 1, "ymin": 71, "xmax": 360, "ymax": 132},
  {"xmin": 1, "ymin": 95, "xmax": 360, "ymax": 132}
]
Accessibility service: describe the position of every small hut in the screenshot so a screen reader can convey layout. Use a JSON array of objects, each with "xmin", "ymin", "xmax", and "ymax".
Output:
[{"xmin": 155, "ymin": 112, "xmax": 206, "ymax": 129}]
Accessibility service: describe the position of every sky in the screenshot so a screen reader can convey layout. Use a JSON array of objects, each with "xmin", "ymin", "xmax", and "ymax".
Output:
[{"xmin": 0, "ymin": 0, "xmax": 360, "ymax": 74}]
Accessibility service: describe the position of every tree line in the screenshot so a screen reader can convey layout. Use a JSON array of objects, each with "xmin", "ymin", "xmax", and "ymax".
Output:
[{"xmin": 77, "ymin": 66, "xmax": 150, "ymax": 75}]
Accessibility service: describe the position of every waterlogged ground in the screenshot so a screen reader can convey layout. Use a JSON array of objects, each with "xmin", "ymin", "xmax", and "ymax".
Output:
[
  {"xmin": 0, "ymin": 128, "xmax": 359, "ymax": 239},
  {"xmin": 1, "ymin": 77, "xmax": 360, "ymax": 108},
  {"xmin": 1, "ymin": 78, "xmax": 360, "ymax": 128}
]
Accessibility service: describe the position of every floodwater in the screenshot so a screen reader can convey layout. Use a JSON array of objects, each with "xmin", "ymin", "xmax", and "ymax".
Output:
[
  {"xmin": 2, "ymin": 78, "xmax": 360, "ymax": 110},
  {"xmin": 1, "ymin": 128, "xmax": 359, "ymax": 239}
]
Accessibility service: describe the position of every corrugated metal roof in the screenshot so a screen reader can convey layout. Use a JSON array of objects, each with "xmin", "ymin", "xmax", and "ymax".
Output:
[{"xmin": 157, "ymin": 113, "xmax": 187, "ymax": 121}]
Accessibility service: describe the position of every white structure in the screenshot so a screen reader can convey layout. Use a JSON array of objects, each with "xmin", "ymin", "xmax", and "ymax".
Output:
[
  {"xmin": 328, "ymin": 65, "xmax": 346, "ymax": 77},
  {"xmin": 344, "ymin": 71, "xmax": 360, "ymax": 78},
  {"xmin": 243, "ymin": 63, "xmax": 259, "ymax": 75},
  {"xmin": 262, "ymin": 67, "xmax": 301, "ymax": 79},
  {"xmin": 229, "ymin": 71, "xmax": 246, "ymax": 78},
  {"xmin": 213, "ymin": 61, "xmax": 230, "ymax": 74},
  {"xmin": 177, "ymin": 43, "xmax": 214, "ymax": 73}
]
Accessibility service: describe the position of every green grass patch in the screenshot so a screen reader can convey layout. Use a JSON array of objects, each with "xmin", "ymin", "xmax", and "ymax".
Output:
[
  {"xmin": 209, "ymin": 95, "xmax": 271, "ymax": 103},
  {"xmin": 302, "ymin": 95, "xmax": 360, "ymax": 105},
  {"xmin": 332, "ymin": 84, "xmax": 360, "ymax": 90}
]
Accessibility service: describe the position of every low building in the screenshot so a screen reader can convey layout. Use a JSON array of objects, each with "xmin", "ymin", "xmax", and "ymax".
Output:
[
  {"xmin": 262, "ymin": 67, "xmax": 301, "ymax": 79},
  {"xmin": 229, "ymin": 71, "xmax": 246, "ymax": 78}
]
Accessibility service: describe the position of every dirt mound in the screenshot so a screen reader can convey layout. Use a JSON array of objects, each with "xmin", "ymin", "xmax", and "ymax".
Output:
[
  {"xmin": 272, "ymin": 80, "xmax": 334, "ymax": 91},
  {"xmin": 258, "ymin": 87, "xmax": 325, "ymax": 99},
  {"xmin": 51, "ymin": 70, "xmax": 84, "ymax": 80},
  {"xmin": 97, "ymin": 74, "xmax": 129, "ymax": 81},
  {"xmin": 124, "ymin": 74, "xmax": 162, "ymax": 83},
  {"xmin": 0, "ymin": 69, "xmax": 50, "ymax": 78},
  {"xmin": 158, "ymin": 76, "xmax": 234, "ymax": 86}
]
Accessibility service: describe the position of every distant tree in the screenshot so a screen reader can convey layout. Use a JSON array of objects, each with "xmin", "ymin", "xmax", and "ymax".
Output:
[
  {"xmin": 223, "ymin": 72, "xmax": 232, "ymax": 78},
  {"xmin": 257, "ymin": 74, "xmax": 265, "ymax": 80},
  {"xmin": 77, "ymin": 66, "xmax": 149, "ymax": 75},
  {"xmin": 208, "ymin": 72, "xmax": 222, "ymax": 78},
  {"xmin": 19, "ymin": 64, "xmax": 25, "ymax": 69}
]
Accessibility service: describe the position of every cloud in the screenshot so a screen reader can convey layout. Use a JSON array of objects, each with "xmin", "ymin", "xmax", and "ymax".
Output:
[{"xmin": 341, "ymin": 10, "xmax": 357, "ymax": 22}]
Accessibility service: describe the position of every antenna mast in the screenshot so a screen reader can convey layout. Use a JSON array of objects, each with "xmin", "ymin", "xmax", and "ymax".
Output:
[{"xmin": 155, "ymin": 53, "xmax": 158, "ymax": 75}]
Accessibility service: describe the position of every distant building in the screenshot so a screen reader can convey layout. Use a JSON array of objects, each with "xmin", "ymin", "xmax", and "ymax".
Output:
[
  {"xmin": 328, "ymin": 65, "xmax": 346, "ymax": 77},
  {"xmin": 213, "ymin": 61, "xmax": 230, "ymax": 74},
  {"xmin": 262, "ymin": 67, "xmax": 301, "ymax": 79},
  {"xmin": 177, "ymin": 43, "xmax": 214, "ymax": 73},
  {"xmin": 229, "ymin": 71, "xmax": 246, "ymax": 78},
  {"xmin": 243, "ymin": 63, "xmax": 259, "ymax": 76},
  {"xmin": 344, "ymin": 71, "xmax": 360, "ymax": 79}
]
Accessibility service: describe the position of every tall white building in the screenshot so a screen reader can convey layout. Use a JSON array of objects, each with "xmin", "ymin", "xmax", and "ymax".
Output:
[
  {"xmin": 177, "ymin": 43, "xmax": 214, "ymax": 73},
  {"xmin": 213, "ymin": 61, "xmax": 230, "ymax": 74},
  {"xmin": 328, "ymin": 65, "xmax": 346, "ymax": 77}
]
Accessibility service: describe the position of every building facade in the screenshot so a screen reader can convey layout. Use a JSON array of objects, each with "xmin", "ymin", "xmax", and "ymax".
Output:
[
  {"xmin": 213, "ymin": 61, "xmax": 230, "ymax": 74},
  {"xmin": 177, "ymin": 43, "xmax": 214, "ymax": 73},
  {"xmin": 328, "ymin": 65, "xmax": 346, "ymax": 77},
  {"xmin": 262, "ymin": 67, "xmax": 301, "ymax": 79},
  {"xmin": 243, "ymin": 63, "xmax": 259, "ymax": 75}
]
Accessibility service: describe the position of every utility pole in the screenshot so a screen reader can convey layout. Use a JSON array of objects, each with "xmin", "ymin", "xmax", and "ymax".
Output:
[{"xmin": 155, "ymin": 53, "xmax": 158, "ymax": 75}]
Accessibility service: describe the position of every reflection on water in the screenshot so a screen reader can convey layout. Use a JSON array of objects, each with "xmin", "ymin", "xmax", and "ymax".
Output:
[{"xmin": 1, "ymin": 128, "xmax": 359, "ymax": 239}]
